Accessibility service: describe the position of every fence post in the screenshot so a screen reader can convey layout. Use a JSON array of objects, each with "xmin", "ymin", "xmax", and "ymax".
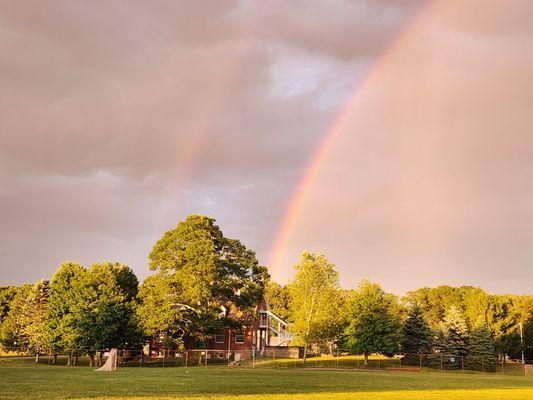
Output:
[
  {"xmin": 162, "ymin": 349, "xmax": 165, "ymax": 368},
  {"xmin": 336, "ymin": 350, "xmax": 339, "ymax": 369}
]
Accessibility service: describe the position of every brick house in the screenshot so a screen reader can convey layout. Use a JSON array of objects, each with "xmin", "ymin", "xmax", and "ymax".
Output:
[{"xmin": 208, "ymin": 298, "xmax": 292, "ymax": 358}]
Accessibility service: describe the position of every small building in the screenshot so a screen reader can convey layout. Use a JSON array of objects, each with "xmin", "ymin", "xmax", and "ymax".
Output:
[
  {"xmin": 208, "ymin": 298, "xmax": 293, "ymax": 359},
  {"xmin": 148, "ymin": 298, "xmax": 297, "ymax": 360}
]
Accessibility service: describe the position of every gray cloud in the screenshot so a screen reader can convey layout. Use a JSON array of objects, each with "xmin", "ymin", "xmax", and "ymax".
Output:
[{"xmin": 1, "ymin": 0, "xmax": 531, "ymax": 295}]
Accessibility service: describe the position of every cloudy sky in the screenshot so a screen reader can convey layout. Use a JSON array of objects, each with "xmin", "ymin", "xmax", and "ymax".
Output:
[{"xmin": 1, "ymin": 0, "xmax": 532, "ymax": 294}]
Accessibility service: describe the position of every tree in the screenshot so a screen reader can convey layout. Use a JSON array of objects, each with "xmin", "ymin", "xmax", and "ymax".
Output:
[
  {"xmin": 441, "ymin": 305, "xmax": 469, "ymax": 369},
  {"xmin": 264, "ymin": 281, "xmax": 291, "ymax": 321},
  {"xmin": 402, "ymin": 304, "xmax": 432, "ymax": 364},
  {"xmin": 344, "ymin": 280, "xmax": 402, "ymax": 365},
  {"xmin": 143, "ymin": 215, "xmax": 269, "ymax": 346},
  {"xmin": 73, "ymin": 262, "xmax": 141, "ymax": 365},
  {"xmin": 0, "ymin": 285, "xmax": 32, "ymax": 349},
  {"xmin": 137, "ymin": 274, "xmax": 187, "ymax": 349},
  {"xmin": 21, "ymin": 280, "xmax": 49, "ymax": 362},
  {"xmin": 44, "ymin": 261, "xmax": 140, "ymax": 366},
  {"xmin": 0, "ymin": 281, "xmax": 49, "ymax": 362},
  {"xmin": 287, "ymin": 252, "xmax": 343, "ymax": 361},
  {"xmin": 43, "ymin": 261, "xmax": 86, "ymax": 363},
  {"xmin": 0, "ymin": 286, "xmax": 18, "ymax": 326},
  {"xmin": 466, "ymin": 321, "xmax": 496, "ymax": 371}
]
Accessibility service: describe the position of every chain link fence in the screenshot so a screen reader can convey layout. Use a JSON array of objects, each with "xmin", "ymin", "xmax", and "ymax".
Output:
[{"xmin": 1, "ymin": 347, "xmax": 531, "ymax": 376}]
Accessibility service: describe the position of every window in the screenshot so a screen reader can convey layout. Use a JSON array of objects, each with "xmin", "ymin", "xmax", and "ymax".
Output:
[
  {"xmin": 215, "ymin": 329, "xmax": 225, "ymax": 344},
  {"xmin": 235, "ymin": 330, "xmax": 245, "ymax": 343}
]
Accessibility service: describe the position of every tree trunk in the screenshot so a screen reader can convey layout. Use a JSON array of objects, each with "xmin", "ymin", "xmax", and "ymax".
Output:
[
  {"xmin": 67, "ymin": 353, "xmax": 72, "ymax": 366},
  {"xmin": 89, "ymin": 354, "xmax": 95, "ymax": 367},
  {"xmin": 73, "ymin": 355, "xmax": 78, "ymax": 366},
  {"xmin": 303, "ymin": 345, "xmax": 308, "ymax": 363},
  {"xmin": 53, "ymin": 354, "xmax": 57, "ymax": 365},
  {"xmin": 35, "ymin": 352, "xmax": 40, "ymax": 363},
  {"xmin": 364, "ymin": 353, "xmax": 369, "ymax": 366}
]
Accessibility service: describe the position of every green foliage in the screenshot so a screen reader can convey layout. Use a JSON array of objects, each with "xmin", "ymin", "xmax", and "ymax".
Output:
[
  {"xmin": 137, "ymin": 274, "xmax": 187, "ymax": 347},
  {"xmin": 0, "ymin": 286, "xmax": 18, "ymax": 326},
  {"xmin": 467, "ymin": 322, "xmax": 496, "ymax": 372},
  {"xmin": 287, "ymin": 252, "xmax": 343, "ymax": 358},
  {"xmin": 404, "ymin": 286, "xmax": 532, "ymax": 359},
  {"xmin": 44, "ymin": 262, "xmax": 86, "ymax": 353},
  {"xmin": 73, "ymin": 262, "xmax": 141, "ymax": 350},
  {"xmin": 142, "ymin": 215, "xmax": 269, "ymax": 345},
  {"xmin": 44, "ymin": 261, "xmax": 140, "ymax": 353},
  {"xmin": 264, "ymin": 281, "xmax": 291, "ymax": 321},
  {"xmin": 0, "ymin": 281, "xmax": 49, "ymax": 353},
  {"xmin": 0, "ymin": 284, "xmax": 32, "ymax": 349},
  {"xmin": 402, "ymin": 304, "xmax": 432, "ymax": 358},
  {"xmin": 344, "ymin": 280, "xmax": 402, "ymax": 363},
  {"xmin": 442, "ymin": 305, "xmax": 469, "ymax": 358}
]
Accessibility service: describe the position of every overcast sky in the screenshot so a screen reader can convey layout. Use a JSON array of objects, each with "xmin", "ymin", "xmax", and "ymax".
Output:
[{"xmin": 1, "ymin": 0, "xmax": 532, "ymax": 294}]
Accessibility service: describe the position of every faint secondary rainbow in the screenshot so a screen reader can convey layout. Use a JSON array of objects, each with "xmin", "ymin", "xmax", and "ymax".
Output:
[{"xmin": 268, "ymin": 0, "xmax": 440, "ymax": 279}]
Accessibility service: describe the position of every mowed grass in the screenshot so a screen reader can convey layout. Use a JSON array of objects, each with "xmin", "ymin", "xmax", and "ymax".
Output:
[{"xmin": 1, "ymin": 364, "xmax": 532, "ymax": 400}]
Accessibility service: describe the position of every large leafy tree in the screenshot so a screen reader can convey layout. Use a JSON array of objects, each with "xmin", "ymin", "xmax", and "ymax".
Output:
[
  {"xmin": 0, "ymin": 286, "xmax": 18, "ymax": 327},
  {"xmin": 44, "ymin": 261, "xmax": 140, "ymax": 366},
  {"xmin": 74, "ymin": 263, "xmax": 141, "ymax": 352},
  {"xmin": 140, "ymin": 215, "xmax": 269, "ymax": 345},
  {"xmin": 44, "ymin": 261, "xmax": 86, "ymax": 359},
  {"xmin": 402, "ymin": 304, "xmax": 432, "ymax": 364},
  {"xmin": 0, "ymin": 281, "xmax": 49, "ymax": 362},
  {"xmin": 345, "ymin": 280, "xmax": 402, "ymax": 365},
  {"xmin": 21, "ymin": 280, "xmax": 49, "ymax": 361},
  {"xmin": 264, "ymin": 281, "xmax": 291, "ymax": 321},
  {"xmin": 287, "ymin": 252, "xmax": 343, "ymax": 361},
  {"xmin": 0, "ymin": 285, "xmax": 32, "ymax": 349}
]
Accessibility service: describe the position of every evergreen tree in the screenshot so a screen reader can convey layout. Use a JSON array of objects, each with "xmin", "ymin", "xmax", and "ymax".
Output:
[
  {"xmin": 402, "ymin": 304, "xmax": 432, "ymax": 365},
  {"xmin": 466, "ymin": 322, "xmax": 496, "ymax": 372},
  {"xmin": 442, "ymin": 305, "xmax": 469, "ymax": 369}
]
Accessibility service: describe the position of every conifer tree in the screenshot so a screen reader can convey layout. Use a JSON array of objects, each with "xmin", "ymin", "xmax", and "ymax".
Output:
[
  {"xmin": 466, "ymin": 321, "xmax": 496, "ymax": 372},
  {"xmin": 442, "ymin": 305, "xmax": 469, "ymax": 369},
  {"xmin": 402, "ymin": 304, "xmax": 432, "ymax": 364}
]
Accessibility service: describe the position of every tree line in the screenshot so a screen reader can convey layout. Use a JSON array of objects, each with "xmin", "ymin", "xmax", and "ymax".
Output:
[
  {"xmin": 0, "ymin": 215, "xmax": 532, "ymax": 370},
  {"xmin": 267, "ymin": 253, "xmax": 533, "ymax": 368}
]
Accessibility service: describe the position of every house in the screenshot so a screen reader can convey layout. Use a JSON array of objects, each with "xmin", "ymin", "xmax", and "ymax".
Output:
[
  {"xmin": 208, "ymin": 298, "xmax": 293, "ymax": 359},
  {"xmin": 149, "ymin": 298, "xmax": 297, "ymax": 360}
]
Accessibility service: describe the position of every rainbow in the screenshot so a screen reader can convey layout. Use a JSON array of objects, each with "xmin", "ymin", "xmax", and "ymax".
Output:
[{"xmin": 268, "ymin": 1, "xmax": 440, "ymax": 279}]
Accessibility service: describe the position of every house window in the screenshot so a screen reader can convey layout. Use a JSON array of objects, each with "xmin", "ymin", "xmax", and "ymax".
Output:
[
  {"xmin": 235, "ymin": 330, "xmax": 245, "ymax": 343},
  {"xmin": 215, "ymin": 329, "xmax": 225, "ymax": 343}
]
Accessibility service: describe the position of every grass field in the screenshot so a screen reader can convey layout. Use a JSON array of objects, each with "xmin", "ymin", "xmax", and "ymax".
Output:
[{"xmin": 0, "ymin": 364, "xmax": 532, "ymax": 400}]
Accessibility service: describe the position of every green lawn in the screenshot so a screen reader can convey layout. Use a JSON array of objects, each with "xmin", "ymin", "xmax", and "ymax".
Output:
[{"xmin": 0, "ymin": 364, "xmax": 532, "ymax": 400}]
